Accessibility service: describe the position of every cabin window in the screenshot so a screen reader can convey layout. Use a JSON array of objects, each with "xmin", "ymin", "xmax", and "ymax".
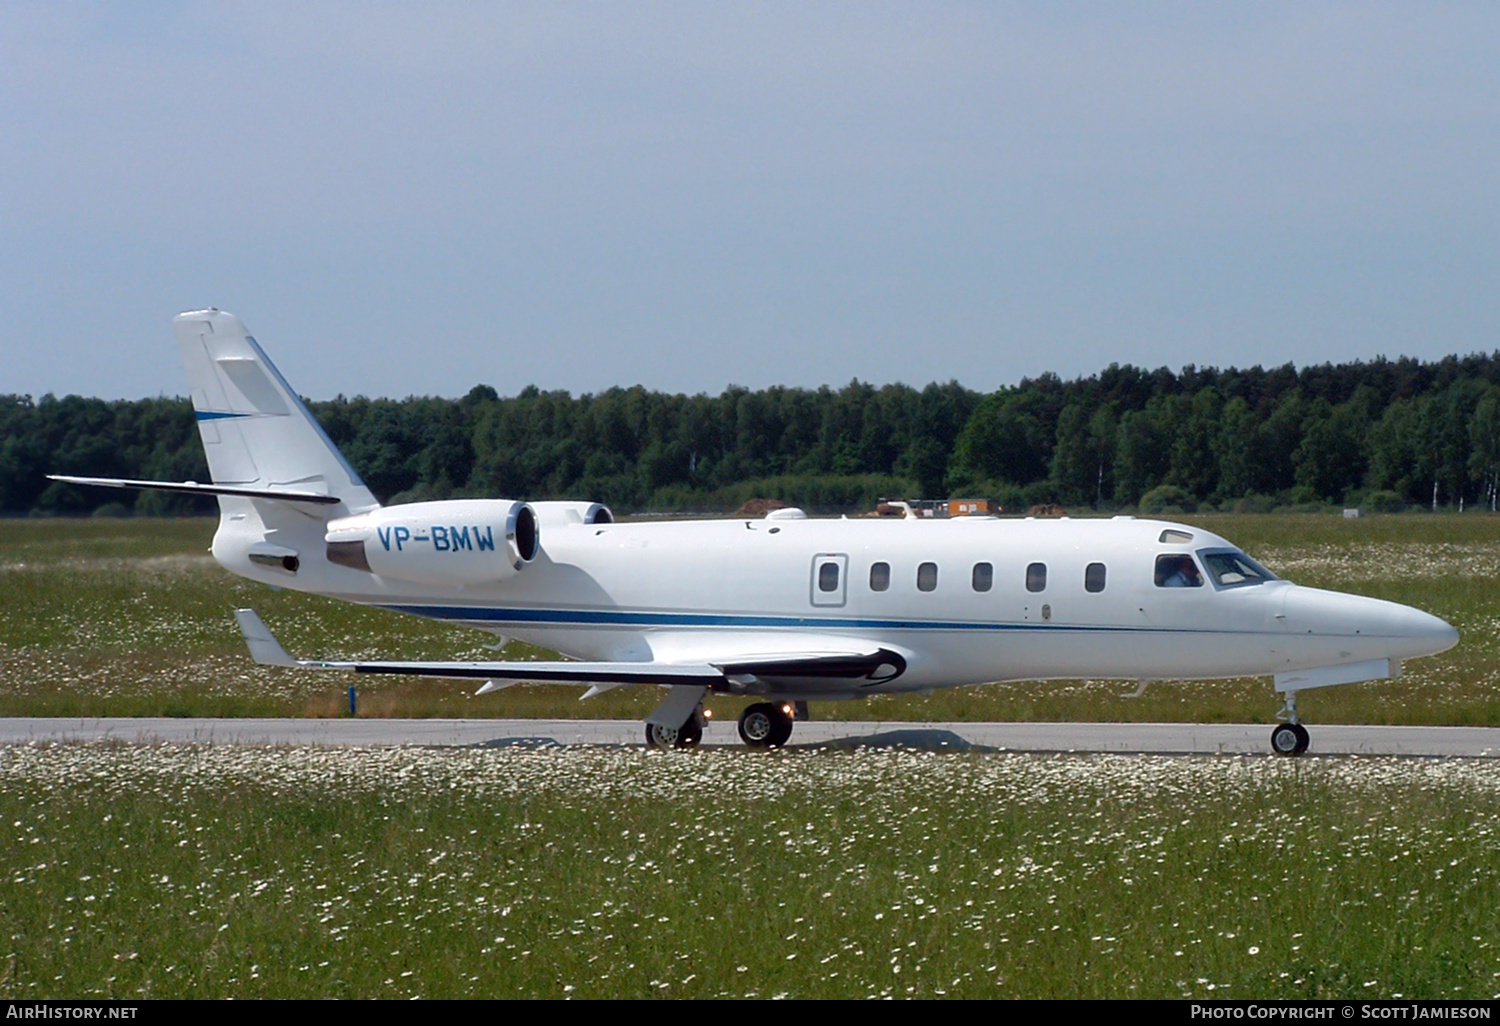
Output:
[
  {"xmin": 917, "ymin": 562, "xmax": 938, "ymax": 592},
  {"xmin": 1155, "ymin": 554, "xmax": 1204, "ymax": 588},
  {"xmin": 972, "ymin": 562, "xmax": 993, "ymax": 592},
  {"xmin": 1198, "ymin": 549, "xmax": 1277, "ymax": 588},
  {"xmin": 1085, "ymin": 562, "xmax": 1106, "ymax": 593},
  {"xmin": 1026, "ymin": 562, "xmax": 1047, "ymax": 592},
  {"xmin": 870, "ymin": 562, "xmax": 891, "ymax": 592},
  {"xmin": 818, "ymin": 562, "xmax": 841, "ymax": 593},
  {"xmin": 1159, "ymin": 529, "xmax": 1194, "ymax": 544}
]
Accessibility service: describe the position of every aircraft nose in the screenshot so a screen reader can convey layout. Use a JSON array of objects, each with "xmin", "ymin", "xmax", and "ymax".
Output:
[
  {"xmin": 1282, "ymin": 587, "xmax": 1458, "ymax": 660},
  {"xmin": 1388, "ymin": 604, "xmax": 1459, "ymax": 659}
]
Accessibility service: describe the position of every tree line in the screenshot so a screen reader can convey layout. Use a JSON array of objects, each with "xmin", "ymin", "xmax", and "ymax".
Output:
[{"xmin": 8, "ymin": 352, "xmax": 1500, "ymax": 517}]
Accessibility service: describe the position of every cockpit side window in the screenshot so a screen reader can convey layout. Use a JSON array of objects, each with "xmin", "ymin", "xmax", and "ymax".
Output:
[
  {"xmin": 1198, "ymin": 549, "xmax": 1277, "ymax": 588},
  {"xmin": 1154, "ymin": 554, "xmax": 1203, "ymax": 588}
]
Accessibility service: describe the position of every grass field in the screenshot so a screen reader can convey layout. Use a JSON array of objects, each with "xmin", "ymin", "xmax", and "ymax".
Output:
[
  {"xmin": 3, "ymin": 743, "xmax": 1499, "ymax": 999},
  {"xmin": 1, "ymin": 513, "xmax": 1496, "ymax": 725}
]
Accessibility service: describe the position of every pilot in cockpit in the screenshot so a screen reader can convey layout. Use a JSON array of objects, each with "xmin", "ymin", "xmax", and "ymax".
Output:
[{"xmin": 1156, "ymin": 554, "xmax": 1203, "ymax": 588}]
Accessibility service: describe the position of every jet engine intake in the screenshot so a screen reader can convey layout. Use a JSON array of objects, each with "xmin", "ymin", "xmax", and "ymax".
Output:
[{"xmin": 528, "ymin": 500, "xmax": 614, "ymax": 527}]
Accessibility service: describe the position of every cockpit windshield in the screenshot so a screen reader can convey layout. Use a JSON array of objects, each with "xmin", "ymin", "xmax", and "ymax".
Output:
[{"xmin": 1197, "ymin": 548, "xmax": 1278, "ymax": 588}]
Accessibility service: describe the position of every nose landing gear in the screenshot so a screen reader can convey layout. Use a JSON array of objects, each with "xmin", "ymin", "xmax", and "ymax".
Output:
[
  {"xmin": 1270, "ymin": 721, "xmax": 1310, "ymax": 756},
  {"xmin": 1271, "ymin": 690, "xmax": 1310, "ymax": 756}
]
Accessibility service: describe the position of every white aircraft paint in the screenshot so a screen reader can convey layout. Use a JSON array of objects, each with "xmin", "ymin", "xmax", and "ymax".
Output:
[{"xmin": 51, "ymin": 310, "xmax": 1459, "ymax": 755}]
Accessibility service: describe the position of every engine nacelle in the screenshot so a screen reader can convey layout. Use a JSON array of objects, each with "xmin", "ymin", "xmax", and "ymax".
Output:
[
  {"xmin": 324, "ymin": 500, "xmax": 539, "ymax": 586},
  {"xmin": 527, "ymin": 500, "xmax": 614, "ymax": 527}
]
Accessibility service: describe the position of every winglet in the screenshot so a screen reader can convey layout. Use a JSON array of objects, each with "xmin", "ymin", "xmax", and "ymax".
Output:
[{"xmin": 234, "ymin": 608, "xmax": 297, "ymax": 666}]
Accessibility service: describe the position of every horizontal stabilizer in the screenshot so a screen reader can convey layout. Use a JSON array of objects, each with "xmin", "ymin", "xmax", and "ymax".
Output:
[{"xmin": 49, "ymin": 475, "xmax": 340, "ymax": 505}]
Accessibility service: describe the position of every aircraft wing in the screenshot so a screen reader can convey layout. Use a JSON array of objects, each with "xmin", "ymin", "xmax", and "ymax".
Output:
[{"xmin": 234, "ymin": 610, "xmax": 907, "ymax": 687}]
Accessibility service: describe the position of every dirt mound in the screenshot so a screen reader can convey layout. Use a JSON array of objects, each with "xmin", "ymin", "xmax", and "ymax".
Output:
[{"xmin": 734, "ymin": 497, "xmax": 786, "ymax": 518}]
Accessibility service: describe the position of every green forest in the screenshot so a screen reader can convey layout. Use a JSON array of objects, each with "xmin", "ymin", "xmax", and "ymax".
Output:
[{"xmin": 9, "ymin": 352, "xmax": 1500, "ymax": 517}]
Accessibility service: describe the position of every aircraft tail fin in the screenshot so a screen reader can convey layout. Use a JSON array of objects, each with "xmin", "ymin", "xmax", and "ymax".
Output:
[{"xmin": 174, "ymin": 309, "xmax": 379, "ymax": 514}]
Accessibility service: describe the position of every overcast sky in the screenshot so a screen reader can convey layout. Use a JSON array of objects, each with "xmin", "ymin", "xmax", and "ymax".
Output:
[{"xmin": 3, "ymin": 2, "xmax": 1497, "ymax": 401}]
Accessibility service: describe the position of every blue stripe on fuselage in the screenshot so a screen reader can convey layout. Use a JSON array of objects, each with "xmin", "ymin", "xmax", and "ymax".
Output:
[{"xmin": 375, "ymin": 604, "xmax": 1276, "ymax": 636}]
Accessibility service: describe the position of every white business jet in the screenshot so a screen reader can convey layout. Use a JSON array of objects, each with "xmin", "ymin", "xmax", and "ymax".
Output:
[{"xmin": 52, "ymin": 310, "xmax": 1459, "ymax": 756}]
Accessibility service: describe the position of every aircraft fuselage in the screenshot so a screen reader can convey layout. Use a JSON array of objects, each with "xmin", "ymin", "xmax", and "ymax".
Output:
[{"xmin": 212, "ymin": 506, "xmax": 1457, "ymax": 700}]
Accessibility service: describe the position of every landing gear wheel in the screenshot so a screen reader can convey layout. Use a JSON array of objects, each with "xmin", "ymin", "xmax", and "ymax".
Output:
[
  {"xmin": 645, "ymin": 722, "xmax": 679, "ymax": 749},
  {"xmin": 738, "ymin": 702, "xmax": 794, "ymax": 749},
  {"xmin": 1270, "ymin": 722, "xmax": 1310, "ymax": 757},
  {"xmin": 768, "ymin": 711, "xmax": 793, "ymax": 748},
  {"xmin": 645, "ymin": 716, "xmax": 702, "ymax": 750},
  {"xmin": 737, "ymin": 704, "xmax": 774, "ymax": 747}
]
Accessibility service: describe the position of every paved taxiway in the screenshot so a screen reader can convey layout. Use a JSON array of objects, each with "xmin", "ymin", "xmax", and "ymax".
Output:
[{"xmin": 0, "ymin": 718, "xmax": 1497, "ymax": 756}]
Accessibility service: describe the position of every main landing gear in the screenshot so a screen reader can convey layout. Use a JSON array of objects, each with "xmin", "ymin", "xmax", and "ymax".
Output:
[
  {"xmin": 644, "ymin": 715, "xmax": 703, "ymax": 750},
  {"xmin": 641, "ymin": 692, "xmax": 803, "ymax": 750},
  {"xmin": 1270, "ymin": 690, "xmax": 1311, "ymax": 757},
  {"xmin": 737, "ymin": 702, "xmax": 795, "ymax": 749},
  {"xmin": 644, "ymin": 689, "xmax": 708, "ymax": 750}
]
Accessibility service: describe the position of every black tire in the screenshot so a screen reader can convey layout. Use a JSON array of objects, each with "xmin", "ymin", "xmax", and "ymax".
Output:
[
  {"xmin": 768, "ymin": 712, "xmax": 794, "ymax": 748},
  {"xmin": 1271, "ymin": 722, "xmax": 1310, "ymax": 757},
  {"xmin": 645, "ymin": 722, "xmax": 680, "ymax": 749},
  {"xmin": 738, "ymin": 702, "xmax": 793, "ymax": 749},
  {"xmin": 738, "ymin": 704, "xmax": 775, "ymax": 747},
  {"xmin": 646, "ymin": 716, "xmax": 704, "ymax": 750}
]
